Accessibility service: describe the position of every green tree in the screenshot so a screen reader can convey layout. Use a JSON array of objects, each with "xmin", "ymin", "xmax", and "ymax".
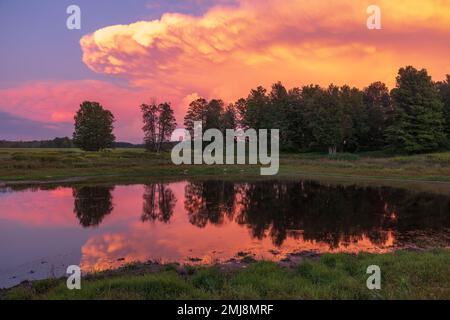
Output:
[
  {"xmin": 363, "ymin": 82, "xmax": 392, "ymax": 149},
  {"xmin": 184, "ymin": 98, "xmax": 236, "ymax": 136},
  {"xmin": 221, "ymin": 104, "xmax": 237, "ymax": 132},
  {"xmin": 305, "ymin": 85, "xmax": 344, "ymax": 154},
  {"xmin": 52, "ymin": 137, "xmax": 73, "ymax": 148},
  {"xmin": 141, "ymin": 102, "xmax": 177, "ymax": 153},
  {"xmin": 300, "ymin": 85, "xmax": 323, "ymax": 150},
  {"xmin": 183, "ymin": 98, "xmax": 209, "ymax": 135},
  {"xmin": 268, "ymin": 82, "xmax": 291, "ymax": 147},
  {"xmin": 285, "ymin": 87, "xmax": 307, "ymax": 151},
  {"xmin": 386, "ymin": 66, "xmax": 446, "ymax": 153},
  {"xmin": 141, "ymin": 102, "xmax": 158, "ymax": 151},
  {"xmin": 240, "ymin": 86, "xmax": 270, "ymax": 130},
  {"xmin": 157, "ymin": 102, "xmax": 177, "ymax": 153},
  {"xmin": 234, "ymin": 98, "xmax": 247, "ymax": 128},
  {"xmin": 73, "ymin": 101, "xmax": 115, "ymax": 151},
  {"xmin": 436, "ymin": 75, "xmax": 450, "ymax": 143},
  {"xmin": 205, "ymin": 99, "xmax": 224, "ymax": 131},
  {"xmin": 340, "ymin": 85, "xmax": 368, "ymax": 152}
]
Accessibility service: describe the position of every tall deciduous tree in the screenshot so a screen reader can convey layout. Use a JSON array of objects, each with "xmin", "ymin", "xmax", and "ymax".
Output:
[
  {"xmin": 73, "ymin": 101, "xmax": 115, "ymax": 151},
  {"xmin": 141, "ymin": 102, "xmax": 158, "ymax": 150},
  {"xmin": 386, "ymin": 66, "xmax": 446, "ymax": 153},
  {"xmin": 141, "ymin": 102, "xmax": 177, "ymax": 153}
]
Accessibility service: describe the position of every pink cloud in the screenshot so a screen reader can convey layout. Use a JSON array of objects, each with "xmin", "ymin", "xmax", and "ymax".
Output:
[
  {"xmin": 1, "ymin": 0, "xmax": 449, "ymax": 141},
  {"xmin": 80, "ymin": 0, "xmax": 450, "ymax": 102},
  {"xmin": 0, "ymin": 80, "xmax": 187, "ymax": 142}
]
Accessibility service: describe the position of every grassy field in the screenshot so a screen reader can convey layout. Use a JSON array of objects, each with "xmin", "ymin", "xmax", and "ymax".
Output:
[
  {"xmin": 2, "ymin": 250, "xmax": 449, "ymax": 300},
  {"xmin": 1, "ymin": 148, "xmax": 450, "ymax": 183}
]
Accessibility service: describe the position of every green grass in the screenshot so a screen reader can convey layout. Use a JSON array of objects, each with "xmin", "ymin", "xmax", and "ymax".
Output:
[
  {"xmin": 1, "ymin": 148, "xmax": 450, "ymax": 184},
  {"xmin": 2, "ymin": 250, "xmax": 449, "ymax": 300}
]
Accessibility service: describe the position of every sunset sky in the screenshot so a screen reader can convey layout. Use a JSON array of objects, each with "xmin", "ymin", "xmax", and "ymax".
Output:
[{"xmin": 0, "ymin": 0, "xmax": 449, "ymax": 142}]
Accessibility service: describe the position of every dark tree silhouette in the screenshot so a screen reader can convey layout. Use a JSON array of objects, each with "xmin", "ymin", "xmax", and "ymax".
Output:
[
  {"xmin": 141, "ymin": 101, "xmax": 177, "ymax": 153},
  {"xmin": 178, "ymin": 180, "xmax": 450, "ymax": 248},
  {"xmin": 386, "ymin": 66, "xmax": 446, "ymax": 153},
  {"xmin": 73, "ymin": 101, "xmax": 115, "ymax": 151},
  {"xmin": 436, "ymin": 75, "xmax": 450, "ymax": 143},
  {"xmin": 141, "ymin": 183, "xmax": 177, "ymax": 223},
  {"xmin": 363, "ymin": 82, "xmax": 392, "ymax": 149},
  {"xmin": 184, "ymin": 181, "xmax": 236, "ymax": 228},
  {"xmin": 73, "ymin": 186, "xmax": 115, "ymax": 227}
]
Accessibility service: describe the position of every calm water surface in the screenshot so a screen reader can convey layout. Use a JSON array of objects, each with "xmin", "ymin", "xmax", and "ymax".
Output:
[{"xmin": 1, "ymin": 180, "xmax": 449, "ymax": 288}]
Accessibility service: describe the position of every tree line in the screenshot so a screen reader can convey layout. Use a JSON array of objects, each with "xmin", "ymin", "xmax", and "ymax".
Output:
[
  {"xmin": 68, "ymin": 65, "xmax": 450, "ymax": 154},
  {"xmin": 182, "ymin": 66, "xmax": 450, "ymax": 154},
  {"xmin": 0, "ymin": 138, "xmax": 141, "ymax": 149},
  {"xmin": 0, "ymin": 137, "xmax": 73, "ymax": 148}
]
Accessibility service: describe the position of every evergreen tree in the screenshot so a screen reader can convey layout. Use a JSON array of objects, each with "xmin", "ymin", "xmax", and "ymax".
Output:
[
  {"xmin": 221, "ymin": 104, "xmax": 237, "ymax": 132},
  {"xmin": 386, "ymin": 66, "xmax": 446, "ymax": 153},
  {"xmin": 268, "ymin": 82, "xmax": 292, "ymax": 147},
  {"xmin": 306, "ymin": 85, "xmax": 344, "ymax": 154},
  {"xmin": 184, "ymin": 98, "xmax": 236, "ymax": 137},
  {"xmin": 240, "ymin": 86, "xmax": 270, "ymax": 130},
  {"xmin": 183, "ymin": 98, "xmax": 209, "ymax": 135},
  {"xmin": 436, "ymin": 75, "xmax": 450, "ymax": 143},
  {"xmin": 363, "ymin": 82, "xmax": 392, "ymax": 149},
  {"xmin": 340, "ymin": 85, "xmax": 368, "ymax": 152},
  {"xmin": 286, "ymin": 87, "xmax": 306, "ymax": 151},
  {"xmin": 205, "ymin": 99, "xmax": 224, "ymax": 131}
]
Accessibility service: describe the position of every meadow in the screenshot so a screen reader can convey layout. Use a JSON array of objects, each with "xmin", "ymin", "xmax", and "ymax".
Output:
[{"xmin": 1, "ymin": 148, "xmax": 450, "ymax": 184}]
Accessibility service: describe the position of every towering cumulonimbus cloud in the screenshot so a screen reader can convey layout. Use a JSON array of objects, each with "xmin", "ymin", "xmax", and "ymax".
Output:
[
  {"xmin": 80, "ymin": 0, "xmax": 450, "ymax": 101},
  {"xmin": 1, "ymin": 0, "xmax": 449, "ymax": 141}
]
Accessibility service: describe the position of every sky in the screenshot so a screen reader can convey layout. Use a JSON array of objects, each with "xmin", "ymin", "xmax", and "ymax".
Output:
[{"xmin": 0, "ymin": 0, "xmax": 449, "ymax": 142}]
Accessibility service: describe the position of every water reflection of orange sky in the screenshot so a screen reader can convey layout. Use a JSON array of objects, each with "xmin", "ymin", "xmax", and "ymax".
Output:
[
  {"xmin": 0, "ymin": 183, "xmax": 395, "ymax": 274},
  {"xmin": 79, "ymin": 183, "xmax": 395, "ymax": 272}
]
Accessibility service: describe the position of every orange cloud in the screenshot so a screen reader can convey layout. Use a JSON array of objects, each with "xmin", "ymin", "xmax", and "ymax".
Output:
[
  {"xmin": 1, "ymin": 0, "xmax": 449, "ymax": 141},
  {"xmin": 81, "ymin": 0, "xmax": 450, "ymax": 105}
]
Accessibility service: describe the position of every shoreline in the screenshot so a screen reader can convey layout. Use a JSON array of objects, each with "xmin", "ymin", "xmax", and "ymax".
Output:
[
  {"xmin": 4, "ymin": 172, "xmax": 450, "ymax": 198},
  {"xmin": 2, "ymin": 249, "xmax": 449, "ymax": 300},
  {"xmin": 2, "ymin": 149, "xmax": 450, "ymax": 186}
]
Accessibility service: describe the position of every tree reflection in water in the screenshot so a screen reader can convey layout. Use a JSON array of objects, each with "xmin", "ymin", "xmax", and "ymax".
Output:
[
  {"xmin": 141, "ymin": 183, "xmax": 177, "ymax": 223},
  {"xmin": 69, "ymin": 180, "xmax": 450, "ymax": 249},
  {"xmin": 73, "ymin": 186, "xmax": 115, "ymax": 227},
  {"xmin": 184, "ymin": 181, "xmax": 236, "ymax": 228},
  {"xmin": 183, "ymin": 180, "xmax": 450, "ymax": 248}
]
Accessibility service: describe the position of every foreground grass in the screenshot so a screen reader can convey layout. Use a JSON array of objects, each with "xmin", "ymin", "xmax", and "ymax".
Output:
[
  {"xmin": 2, "ymin": 250, "xmax": 449, "ymax": 300},
  {"xmin": 1, "ymin": 148, "xmax": 450, "ymax": 184}
]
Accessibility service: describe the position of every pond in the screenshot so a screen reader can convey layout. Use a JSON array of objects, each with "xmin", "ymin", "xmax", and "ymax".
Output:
[{"xmin": 1, "ymin": 179, "xmax": 449, "ymax": 288}]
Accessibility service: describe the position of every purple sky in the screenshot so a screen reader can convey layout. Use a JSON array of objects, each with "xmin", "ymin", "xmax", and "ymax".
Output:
[
  {"xmin": 0, "ymin": 0, "xmax": 228, "ymax": 141},
  {"xmin": 0, "ymin": 0, "xmax": 449, "ymax": 142}
]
